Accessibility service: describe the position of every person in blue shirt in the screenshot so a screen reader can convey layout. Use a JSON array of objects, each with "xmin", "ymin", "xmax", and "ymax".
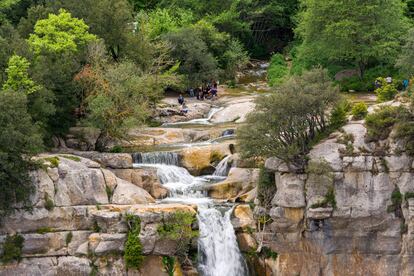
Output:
[{"xmin": 403, "ymin": 79, "xmax": 409, "ymax": 91}]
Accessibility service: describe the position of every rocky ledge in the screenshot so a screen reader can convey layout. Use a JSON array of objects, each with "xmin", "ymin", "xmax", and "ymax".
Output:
[{"xmin": 261, "ymin": 117, "xmax": 414, "ymax": 275}]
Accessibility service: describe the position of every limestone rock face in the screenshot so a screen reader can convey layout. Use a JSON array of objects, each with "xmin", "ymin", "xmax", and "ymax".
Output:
[
  {"xmin": 54, "ymin": 158, "xmax": 108, "ymax": 206},
  {"xmin": 231, "ymin": 205, "xmax": 256, "ymax": 230},
  {"xmin": 262, "ymin": 113, "xmax": 414, "ymax": 276}
]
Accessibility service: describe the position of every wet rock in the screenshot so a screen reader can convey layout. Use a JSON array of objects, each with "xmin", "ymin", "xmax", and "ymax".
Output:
[
  {"xmin": 208, "ymin": 168, "xmax": 259, "ymax": 200},
  {"xmin": 180, "ymin": 143, "xmax": 233, "ymax": 175},
  {"xmin": 232, "ymin": 205, "xmax": 256, "ymax": 230}
]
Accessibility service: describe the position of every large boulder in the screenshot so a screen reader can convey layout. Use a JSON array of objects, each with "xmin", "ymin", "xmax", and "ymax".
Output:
[
  {"xmin": 111, "ymin": 179, "xmax": 155, "ymax": 205},
  {"xmin": 53, "ymin": 157, "xmax": 109, "ymax": 206},
  {"xmin": 271, "ymin": 173, "xmax": 306, "ymax": 208},
  {"xmin": 208, "ymin": 168, "xmax": 259, "ymax": 200},
  {"xmin": 180, "ymin": 143, "xmax": 233, "ymax": 175},
  {"xmin": 210, "ymin": 98, "xmax": 255, "ymax": 123},
  {"xmin": 112, "ymin": 168, "xmax": 168, "ymax": 199},
  {"xmin": 72, "ymin": 152, "xmax": 133, "ymax": 169}
]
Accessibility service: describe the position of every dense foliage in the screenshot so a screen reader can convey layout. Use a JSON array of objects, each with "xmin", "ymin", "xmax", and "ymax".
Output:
[
  {"xmin": 238, "ymin": 68, "xmax": 341, "ymax": 169},
  {"xmin": 124, "ymin": 214, "xmax": 144, "ymax": 270}
]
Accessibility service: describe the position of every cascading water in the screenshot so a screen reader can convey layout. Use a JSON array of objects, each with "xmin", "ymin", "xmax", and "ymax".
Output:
[
  {"xmin": 198, "ymin": 206, "xmax": 249, "ymax": 276},
  {"xmin": 162, "ymin": 107, "xmax": 223, "ymax": 126},
  {"xmin": 213, "ymin": 155, "xmax": 232, "ymax": 177},
  {"xmin": 132, "ymin": 152, "xmax": 179, "ymax": 166},
  {"xmin": 133, "ymin": 150, "xmax": 248, "ymax": 275}
]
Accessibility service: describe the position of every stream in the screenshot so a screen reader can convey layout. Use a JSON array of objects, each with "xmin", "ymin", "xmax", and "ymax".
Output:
[{"xmin": 133, "ymin": 151, "xmax": 249, "ymax": 275}]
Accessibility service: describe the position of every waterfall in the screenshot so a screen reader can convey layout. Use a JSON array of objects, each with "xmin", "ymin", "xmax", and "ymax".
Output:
[
  {"xmin": 213, "ymin": 155, "xmax": 231, "ymax": 177},
  {"xmin": 198, "ymin": 206, "xmax": 249, "ymax": 276},
  {"xmin": 132, "ymin": 152, "xmax": 179, "ymax": 166},
  {"xmin": 162, "ymin": 107, "xmax": 223, "ymax": 126}
]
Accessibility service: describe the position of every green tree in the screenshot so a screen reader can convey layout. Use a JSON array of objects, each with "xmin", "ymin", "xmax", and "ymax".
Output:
[
  {"xmin": 3, "ymin": 55, "xmax": 40, "ymax": 94},
  {"xmin": 165, "ymin": 27, "xmax": 218, "ymax": 87},
  {"xmin": 0, "ymin": 89, "xmax": 43, "ymax": 218},
  {"xmin": 396, "ymin": 28, "xmax": 414, "ymax": 76},
  {"xmin": 76, "ymin": 44, "xmax": 179, "ymax": 150},
  {"xmin": 296, "ymin": 0, "xmax": 410, "ymax": 77},
  {"xmin": 238, "ymin": 68, "xmax": 340, "ymax": 169},
  {"xmin": 28, "ymin": 9, "xmax": 96, "ymax": 55}
]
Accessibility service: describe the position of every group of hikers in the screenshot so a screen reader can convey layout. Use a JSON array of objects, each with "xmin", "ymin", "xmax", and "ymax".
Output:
[
  {"xmin": 177, "ymin": 81, "xmax": 219, "ymax": 115},
  {"xmin": 374, "ymin": 76, "xmax": 410, "ymax": 91}
]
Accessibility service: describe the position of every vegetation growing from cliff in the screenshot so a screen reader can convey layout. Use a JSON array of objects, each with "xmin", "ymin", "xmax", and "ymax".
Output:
[
  {"xmin": 387, "ymin": 188, "xmax": 403, "ymax": 217},
  {"xmin": 365, "ymin": 106, "xmax": 400, "ymax": 142},
  {"xmin": 351, "ymin": 102, "xmax": 368, "ymax": 120},
  {"xmin": 162, "ymin": 256, "xmax": 176, "ymax": 276},
  {"xmin": 157, "ymin": 211, "xmax": 198, "ymax": 262},
  {"xmin": 257, "ymin": 166, "xmax": 276, "ymax": 209},
  {"xmin": 238, "ymin": 68, "xmax": 343, "ymax": 169},
  {"xmin": 0, "ymin": 89, "xmax": 43, "ymax": 219},
  {"xmin": 124, "ymin": 214, "xmax": 144, "ymax": 270},
  {"xmin": 1, "ymin": 234, "xmax": 24, "ymax": 263}
]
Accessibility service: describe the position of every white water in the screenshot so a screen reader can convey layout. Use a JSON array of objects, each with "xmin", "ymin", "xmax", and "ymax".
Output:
[
  {"xmin": 162, "ymin": 107, "xmax": 223, "ymax": 126},
  {"xmin": 198, "ymin": 206, "xmax": 249, "ymax": 276},
  {"xmin": 132, "ymin": 152, "xmax": 179, "ymax": 166},
  {"xmin": 133, "ymin": 150, "xmax": 248, "ymax": 276},
  {"xmin": 213, "ymin": 155, "xmax": 231, "ymax": 177}
]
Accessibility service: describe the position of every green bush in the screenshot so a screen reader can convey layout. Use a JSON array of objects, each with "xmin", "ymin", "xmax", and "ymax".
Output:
[
  {"xmin": 329, "ymin": 101, "xmax": 349, "ymax": 129},
  {"xmin": 66, "ymin": 231, "xmax": 73, "ymax": 246},
  {"xmin": 310, "ymin": 186, "xmax": 336, "ymax": 209},
  {"xmin": 351, "ymin": 102, "xmax": 368, "ymax": 120},
  {"xmin": 260, "ymin": 246, "xmax": 278, "ymax": 260},
  {"xmin": 109, "ymin": 145, "xmax": 124, "ymax": 153},
  {"xmin": 44, "ymin": 156, "xmax": 60, "ymax": 168},
  {"xmin": 267, "ymin": 54, "xmax": 288, "ymax": 87},
  {"xmin": 405, "ymin": 192, "xmax": 414, "ymax": 200},
  {"xmin": 124, "ymin": 214, "xmax": 144, "ymax": 270},
  {"xmin": 36, "ymin": 227, "xmax": 53, "ymax": 234},
  {"xmin": 365, "ymin": 106, "xmax": 400, "ymax": 141},
  {"xmin": 387, "ymin": 188, "xmax": 402, "ymax": 213},
  {"xmin": 257, "ymin": 166, "xmax": 276, "ymax": 209},
  {"xmin": 44, "ymin": 193, "xmax": 54, "ymax": 211},
  {"xmin": 394, "ymin": 109, "xmax": 414, "ymax": 156},
  {"xmin": 375, "ymin": 78, "xmax": 398, "ymax": 102},
  {"xmin": 162, "ymin": 256, "xmax": 175, "ymax": 276},
  {"xmin": 60, "ymin": 155, "xmax": 81, "ymax": 162},
  {"xmin": 1, "ymin": 234, "xmax": 24, "ymax": 263},
  {"xmin": 157, "ymin": 211, "xmax": 198, "ymax": 258}
]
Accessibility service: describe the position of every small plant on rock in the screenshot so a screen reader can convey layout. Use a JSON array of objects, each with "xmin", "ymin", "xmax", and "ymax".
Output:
[
  {"xmin": 162, "ymin": 256, "xmax": 175, "ymax": 276},
  {"xmin": 44, "ymin": 193, "xmax": 54, "ymax": 211},
  {"xmin": 66, "ymin": 231, "xmax": 73, "ymax": 246},
  {"xmin": 257, "ymin": 166, "xmax": 276, "ymax": 209},
  {"xmin": 351, "ymin": 102, "xmax": 368, "ymax": 120},
  {"xmin": 157, "ymin": 211, "xmax": 198, "ymax": 262},
  {"xmin": 124, "ymin": 214, "xmax": 144, "ymax": 270},
  {"xmin": 365, "ymin": 106, "xmax": 400, "ymax": 141},
  {"xmin": 1, "ymin": 234, "xmax": 24, "ymax": 263}
]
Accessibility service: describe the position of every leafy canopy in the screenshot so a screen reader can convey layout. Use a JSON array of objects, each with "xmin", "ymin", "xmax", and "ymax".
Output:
[
  {"xmin": 238, "ymin": 68, "xmax": 340, "ymax": 169},
  {"xmin": 3, "ymin": 55, "xmax": 40, "ymax": 94},
  {"xmin": 296, "ymin": 0, "xmax": 410, "ymax": 76},
  {"xmin": 28, "ymin": 9, "xmax": 96, "ymax": 55}
]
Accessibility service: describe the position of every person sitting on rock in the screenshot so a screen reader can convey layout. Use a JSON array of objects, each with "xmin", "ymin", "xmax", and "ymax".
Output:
[{"xmin": 178, "ymin": 94, "xmax": 184, "ymax": 105}]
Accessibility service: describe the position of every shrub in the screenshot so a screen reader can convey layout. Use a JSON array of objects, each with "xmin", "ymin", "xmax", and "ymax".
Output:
[
  {"xmin": 238, "ymin": 68, "xmax": 340, "ymax": 169},
  {"xmin": 387, "ymin": 188, "xmax": 403, "ymax": 214},
  {"xmin": 44, "ymin": 193, "xmax": 54, "ymax": 211},
  {"xmin": 157, "ymin": 211, "xmax": 198, "ymax": 259},
  {"xmin": 260, "ymin": 246, "xmax": 278, "ymax": 260},
  {"xmin": 36, "ymin": 227, "xmax": 53, "ymax": 234},
  {"xmin": 395, "ymin": 110, "xmax": 414, "ymax": 156},
  {"xmin": 306, "ymin": 160, "xmax": 334, "ymax": 178},
  {"xmin": 1, "ymin": 234, "xmax": 24, "ymax": 263},
  {"xmin": 310, "ymin": 186, "xmax": 336, "ymax": 209},
  {"xmin": 162, "ymin": 256, "xmax": 175, "ymax": 276},
  {"xmin": 375, "ymin": 78, "xmax": 398, "ymax": 102},
  {"xmin": 44, "ymin": 156, "xmax": 60, "ymax": 168},
  {"xmin": 257, "ymin": 166, "xmax": 276, "ymax": 209},
  {"xmin": 109, "ymin": 145, "xmax": 124, "ymax": 153},
  {"xmin": 124, "ymin": 214, "xmax": 144, "ymax": 270},
  {"xmin": 405, "ymin": 192, "xmax": 414, "ymax": 200},
  {"xmin": 66, "ymin": 231, "xmax": 73, "ymax": 246},
  {"xmin": 267, "ymin": 54, "xmax": 288, "ymax": 87},
  {"xmin": 365, "ymin": 106, "xmax": 400, "ymax": 141},
  {"xmin": 329, "ymin": 101, "xmax": 350, "ymax": 129},
  {"xmin": 105, "ymin": 185, "xmax": 113, "ymax": 201},
  {"xmin": 351, "ymin": 102, "xmax": 368, "ymax": 120},
  {"xmin": 60, "ymin": 155, "xmax": 81, "ymax": 162}
]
